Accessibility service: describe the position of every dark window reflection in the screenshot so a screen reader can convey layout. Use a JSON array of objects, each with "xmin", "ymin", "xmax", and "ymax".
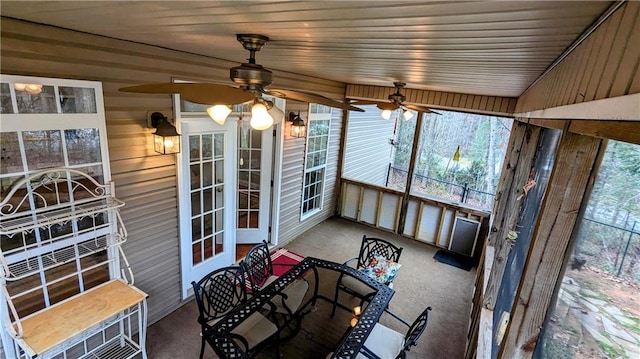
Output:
[
  {"xmin": 0, "ymin": 83, "xmax": 13, "ymax": 114},
  {"xmin": 59, "ymin": 87, "xmax": 96, "ymax": 113},
  {"xmin": 16, "ymin": 85, "xmax": 57, "ymax": 114}
]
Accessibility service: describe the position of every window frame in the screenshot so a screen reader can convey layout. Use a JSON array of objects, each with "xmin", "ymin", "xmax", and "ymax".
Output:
[
  {"xmin": 300, "ymin": 104, "xmax": 332, "ymax": 220},
  {"xmin": 0, "ymin": 74, "xmax": 112, "ymax": 357}
]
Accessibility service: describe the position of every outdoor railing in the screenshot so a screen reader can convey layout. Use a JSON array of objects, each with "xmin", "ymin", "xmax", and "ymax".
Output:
[
  {"xmin": 576, "ymin": 218, "xmax": 639, "ymax": 283},
  {"xmin": 386, "ymin": 166, "xmax": 495, "ymax": 210}
]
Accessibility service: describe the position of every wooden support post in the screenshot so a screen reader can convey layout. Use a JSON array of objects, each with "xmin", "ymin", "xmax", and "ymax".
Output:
[
  {"xmin": 375, "ymin": 191, "xmax": 383, "ymax": 228},
  {"xmin": 397, "ymin": 112, "xmax": 424, "ymax": 234},
  {"xmin": 484, "ymin": 122, "xmax": 540, "ymax": 309},
  {"xmin": 334, "ymin": 108, "xmax": 350, "ymax": 216},
  {"xmin": 499, "ymin": 132, "xmax": 603, "ymax": 359},
  {"xmin": 414, "ymin": 201, "xmax": 424, "ymax": 240}
]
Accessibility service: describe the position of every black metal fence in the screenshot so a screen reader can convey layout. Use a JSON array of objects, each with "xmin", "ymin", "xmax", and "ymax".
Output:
[
  {"xmin": 575, "ymin": 218, "xmax": 640, "ymax": 283},
  {"xmin": 386, "ymin": 166, "xmax": 495, "ymax": 210}
]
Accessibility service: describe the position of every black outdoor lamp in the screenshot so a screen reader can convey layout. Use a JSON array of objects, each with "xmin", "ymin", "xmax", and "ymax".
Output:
[
  {"xmin": 149, "ymin": 112, "xmax": 181, "ymax": 155},
  {"xmin": 288, "ymin": 112, "xmax": 306, "ymax": 138}
]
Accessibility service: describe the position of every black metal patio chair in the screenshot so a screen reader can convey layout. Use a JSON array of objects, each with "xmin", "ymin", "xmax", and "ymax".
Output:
[
  {"xmin": 326, "ymin": 306, "xmax": 432, "ymax": 359},
  {"xmin": 242, "ymin": 241, "xmax": 310, "ymax": 336},
  {"xmin": 331, "ymin": 235, "xmax": 403, "ymax": 316},
  {"xmin": 191, "ymin": 265, "xmax": 280, "ymax": 359}
]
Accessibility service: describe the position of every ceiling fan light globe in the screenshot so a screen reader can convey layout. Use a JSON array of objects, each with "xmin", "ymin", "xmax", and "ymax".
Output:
[
  {"xmin": 267, "ymin": 105, "xmax": 285, "ymax": 124},
  {"xmin": 207, "ymin": 105, "xmax": 232, "ymax": 125},
  {"xmin": 402, "ymin": 110, "xmax": 414, "ymax": 121},
  {"xmin": 381, "ymin": 109, "xmax": 392, "ymax": 120},
  {"xmin": 250, "ymin": 102, "xmax": 274, "ymax": 130},
  {"xmin": 25, "ymin": 84, "xmax": 43, "ymax": 95}
]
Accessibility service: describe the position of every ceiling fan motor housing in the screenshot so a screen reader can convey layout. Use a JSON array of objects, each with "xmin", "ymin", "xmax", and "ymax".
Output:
[
  {"xmin": 388, "ymin": 92, "xmax": 406, "ymax": 104},
  {"xmin": 230, "ymin": 63, "xmax": 273, "ymax": 89},
  {"xmin": 389, "ymin": 81, "xmax": 407, "ymax": 104}
]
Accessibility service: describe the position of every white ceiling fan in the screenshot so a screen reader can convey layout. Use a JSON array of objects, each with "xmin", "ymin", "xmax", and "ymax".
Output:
[
  {"xmin": 352, "ymin": 82, "xmax": 440, "ymax": 120},
  {"xmin": 120, "ymin": 34, "xmax": 364, "ymax": 130}
]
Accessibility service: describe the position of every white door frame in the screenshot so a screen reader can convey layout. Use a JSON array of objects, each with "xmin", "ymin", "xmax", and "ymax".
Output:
[
  {"xmin": 235, "ymin": 123, "xmax": 274, "ymax": 244},
  {"xmin": 174, "ymin": 95, "xmax": 237, "ymax": 299},
  {"xmin": 270, "ymin": 121, "xmax": 284, "ymax": 247},
  {"xmin": 173, "ymin": 93, "xmax": 285, "ymax": 298}
]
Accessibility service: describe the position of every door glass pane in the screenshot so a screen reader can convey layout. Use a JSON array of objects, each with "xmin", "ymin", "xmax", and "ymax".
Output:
[
  {"xmin": 23, "ymin": 130, "xmax": 65, "ymax": 168},
  {"xmin": 59, "ymin": 87, "xmax": 97, "ymax": 113},
  {"xmin": 65, "ymin": 129, "xmax": 101, "ymax": 165},
  {"xmin": 214, "ymin": 134, "xmax": 224, "ymax": 159},
  {"xmin": 190, "ymin": 133, "xmax": 224, "ymax": 265},
  {"xmin": 237, "ymin": 124, "xmax": 261, "ymax": 229},
  {"xmin": 16, "ymin": 85, "xmax": 57, "ymax": 114},
  {"xmin": 202, "ymin": 134, "xmax": 212, "ymax": 160},
  {"xmin": 202, "ymin": 162, "xmax": 213, "ymax": 187},
  {"xmin": 0, "ymin": 132, "xmax": 22, "ymax": 175},
  {"xmin": 0, "ymin": 83, "xmax": 13, "ymax": 114},
  {"xmin": 189, "ymin": 135, "xmax": 200, "ymax": 161}
]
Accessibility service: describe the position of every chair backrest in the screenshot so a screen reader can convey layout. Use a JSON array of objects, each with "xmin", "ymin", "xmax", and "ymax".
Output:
[
  {"xmin": 400, "ymin": 306, "xmax": 432, "ymax": 357},
  {"xmin": 191, "ymin": 266, "xmax": 247, "ymax": 325},
  {"xmin": 356, "ymin": 235, "xmax": 404, "ymax": 270},
  {"xmin": 242, "ymin": 240, "xmax": 274, "ymax": 292}
]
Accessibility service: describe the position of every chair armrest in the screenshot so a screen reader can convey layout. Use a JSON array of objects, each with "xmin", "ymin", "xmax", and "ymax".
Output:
[
  {"xmin": 359, "ymin": 344, "xmax": 382, "ymax": 359},
  {"xmin": 382, "ymin": 308, "xmax": 411, "ymax": 328},
  {"xmin": 227, "ymin": 332, "xmax": 251, "ymax": 352},
  {"xmin": 342, "ymin": 257, "xmax": 359, "ymax": 267},
  {"xmin": 272, "ymin": 262, "xmax": 296, "ymax": 268}
]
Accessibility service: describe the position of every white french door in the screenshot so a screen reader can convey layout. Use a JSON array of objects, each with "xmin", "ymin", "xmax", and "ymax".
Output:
[
  {"xmin": 235, "ymin": 120, "xmax": 273, "ymax": 244},
  {"xmin": 178, "ymin": 118, "xmax": 236, "ymax": 298}
]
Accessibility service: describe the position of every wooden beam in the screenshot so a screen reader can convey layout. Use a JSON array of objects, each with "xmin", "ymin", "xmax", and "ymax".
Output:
[
  {"xmin": 397, "ymin": 112, "xmax": 424, "ymax": 234},
  {"xmin": 484, "ymin": 123, "xmax": 541, "ymax": 309},
  {"xmin": 499, "ymin": 132, "xmax": 603, "ymax": 358},
  {"xmin": 569, "ymin": 120, "xmax": 640, "ymax": 145},
  {"xmin": 414, "ymin": 201, "xmax": 425, "ymax": 240},
  {"xmin": 515, "ymin": 93, "xmax": 640, "ymax": 121}
]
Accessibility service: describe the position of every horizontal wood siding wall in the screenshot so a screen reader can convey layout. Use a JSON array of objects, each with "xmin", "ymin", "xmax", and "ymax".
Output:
[
  {"xmin": 0, "ymin": 18, "xmax": 345, "ymax": 325},
  {"xmin": 516, "ymin": 1, "xmax": 640, "ymax": 112},
  {"xmin": 277, "ymin": 106, "xmax": 343, "ymax": 245},
  {"xmin": 342, "ymin": 108, "xmax": 396, "ymax": 187},
  {"xmin": 346, "ymin": 84, "xmax": 517, "ymax": 117}
]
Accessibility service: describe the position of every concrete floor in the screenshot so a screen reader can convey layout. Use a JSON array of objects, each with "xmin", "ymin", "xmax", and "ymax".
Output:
[{"xmin": 145, "ymin": 217, "xmax": 477, "ymax": 358}]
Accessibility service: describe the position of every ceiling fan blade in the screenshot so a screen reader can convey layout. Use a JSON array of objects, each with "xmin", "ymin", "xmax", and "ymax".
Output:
[
  {"xmin": 376, "ymin": 102, "xmax": 399, "ymax": 111},
  {"xmin": 266, "ymin": 88, "xmax": 364, "ymax": 112},
  {"xmin": 350, "ymin": 100, "xmax": 379, "ymax": 106},
  {"xmin": 404, "ymin": 104, "xmax": 440, "ymax": 115},
  {"xmin": 119, "ymin": 83, "xmax": 254, "ymax": 105}
]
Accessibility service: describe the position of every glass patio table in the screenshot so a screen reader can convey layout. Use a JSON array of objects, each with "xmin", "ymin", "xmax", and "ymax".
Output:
[{"xmin": 208, "ymin": 256, "xmax": 395, "ymax": 359}]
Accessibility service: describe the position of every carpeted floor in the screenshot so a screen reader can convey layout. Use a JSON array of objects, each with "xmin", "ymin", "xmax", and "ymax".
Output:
[{"xmin": 146, "ymin": 217, "xmax": 477, "ymax": 358}]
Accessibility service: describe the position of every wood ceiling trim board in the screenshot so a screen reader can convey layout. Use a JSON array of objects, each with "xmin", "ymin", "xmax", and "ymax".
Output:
[
  {"xmin": 595, "ymin": 3, "xmax": 637, "ymax": 101},
  {"xmin": 560, "ymin": 37, "xmax": 590, "ymax": 106},
  {"xmin": 583, "ymin": 7, "xmax": 624, "ymax": 102},
  {"xmin": 608, "ymin": 2, "xmax": 640, "ymax": 97}
]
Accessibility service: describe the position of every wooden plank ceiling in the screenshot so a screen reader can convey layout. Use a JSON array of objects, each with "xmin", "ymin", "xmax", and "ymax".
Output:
[{"xmin": 0, "ymin": 1, "xmax": 612, "ymax": 98}]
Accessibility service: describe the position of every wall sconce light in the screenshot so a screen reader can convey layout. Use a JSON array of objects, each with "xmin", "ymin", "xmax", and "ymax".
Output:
[
  {"xmin": 288, "ymin": 112, "xmax": 306, "ymax": 138},
  {"xmin": 149, "ymin": 112, "xmax": 181, "ymax": 155}
]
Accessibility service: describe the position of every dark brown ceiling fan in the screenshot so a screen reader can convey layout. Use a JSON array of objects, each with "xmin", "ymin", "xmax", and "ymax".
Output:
[
  {"xmin": 351, "ymin": 82, "xmax": 440, "ymax": 120},
  {"xmin": 119, "ymin": 34, "xmax": 364, "ymax": 129}
]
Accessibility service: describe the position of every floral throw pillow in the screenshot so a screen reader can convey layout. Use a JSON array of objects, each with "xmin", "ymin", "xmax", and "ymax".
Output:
[{"xmin": 362, "ymin": 254, "xmax": 401, "ymax": 284}]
